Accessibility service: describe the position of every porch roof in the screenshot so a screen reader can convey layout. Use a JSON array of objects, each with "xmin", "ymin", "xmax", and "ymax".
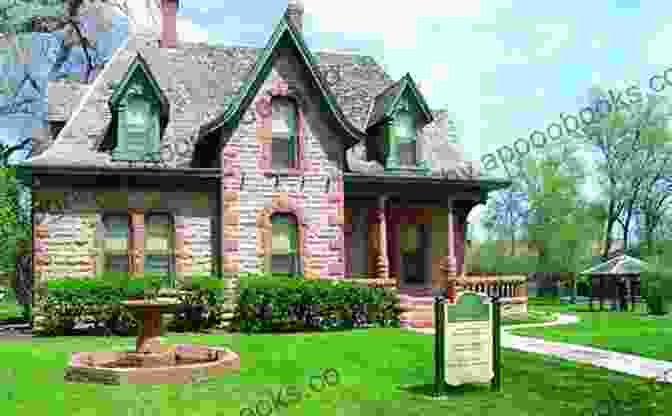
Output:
[{"xmin": 343, "ymin": 172, "xmax": 511, "ymax": 199}]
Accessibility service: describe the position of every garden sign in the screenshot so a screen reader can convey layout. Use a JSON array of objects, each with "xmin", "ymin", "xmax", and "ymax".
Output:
[{"xmin": 434, "ymin": 291, "xmax": 502, "ymax": 396}]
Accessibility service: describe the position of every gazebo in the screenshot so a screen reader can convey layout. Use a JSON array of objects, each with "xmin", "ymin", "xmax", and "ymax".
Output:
[{"xmin": 580, "ymin": 255, "xmax": 648, "ymax": 312}]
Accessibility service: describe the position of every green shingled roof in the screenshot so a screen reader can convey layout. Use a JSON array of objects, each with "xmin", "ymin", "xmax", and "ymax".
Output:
[{"xmin": 580, "ymin": 255, "xmax": 649, "ymax": 275}]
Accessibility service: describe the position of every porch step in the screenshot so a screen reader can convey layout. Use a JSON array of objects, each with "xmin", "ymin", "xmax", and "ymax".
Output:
[
  {"xmin": 400, "ymin": 319, "xmax": 434, "ymax": 328},
  {"xmin": 398, "ymin": 290, "xmax": 436, "ymax": 328},
  {"xmin": 398, "ymin": 294, "xmax": 435, "ymax": 306}
]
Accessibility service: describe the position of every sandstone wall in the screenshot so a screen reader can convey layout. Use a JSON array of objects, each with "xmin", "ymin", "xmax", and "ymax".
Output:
[
  {"xmin": 219, "ymin": 54, "xmax": 345, "ymax": 279},
  {"xmin": 33, "ymin": 188, "xmax": 216, "ymax": 281}
]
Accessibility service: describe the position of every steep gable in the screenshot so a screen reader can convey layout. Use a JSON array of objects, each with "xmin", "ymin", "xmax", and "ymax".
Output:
[
  {"xmin": 197, "ymin": 14, "xmax": 368, "ymax": 149},
  {"xmin": 366, "ymin": 73, "xmax": 433, "ymax": 130}
]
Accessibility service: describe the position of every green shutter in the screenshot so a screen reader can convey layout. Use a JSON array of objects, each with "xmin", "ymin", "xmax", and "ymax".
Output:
[{"xmin": 286, "ymin": 102, "xmax": 296, "ymax": 163}]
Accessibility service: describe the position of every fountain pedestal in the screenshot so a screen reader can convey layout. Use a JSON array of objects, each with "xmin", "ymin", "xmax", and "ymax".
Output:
[
  {"xmin": 64, "ymin": 298, "xmax": 240, "ymax": 385},
  {"xmin": 121, "ymin": 299, "xmax": 176, "ymax": 354}
]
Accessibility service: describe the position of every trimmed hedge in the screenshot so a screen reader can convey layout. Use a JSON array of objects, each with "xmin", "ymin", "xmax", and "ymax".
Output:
[
  {"xmin": 230, "ymin": 273, "xmax": 402, "ymax": 333},
  {"xmin": 34, "ymin": 273, "xmax": 228, "ymax": 336}
]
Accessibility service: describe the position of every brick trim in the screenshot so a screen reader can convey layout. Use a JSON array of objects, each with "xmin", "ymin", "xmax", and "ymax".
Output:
[{"xmin": 256, "ymin": 192, "xmax": 307, "ymax": 275}]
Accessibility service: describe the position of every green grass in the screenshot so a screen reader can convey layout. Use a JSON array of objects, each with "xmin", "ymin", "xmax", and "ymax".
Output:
[
  {"xmin": 512, "ymin": 299, "xmax": 672, "ymax": 361},
  {"xmin": 1, "ymin": 329, "xmax": 671, "ymax": 415}
]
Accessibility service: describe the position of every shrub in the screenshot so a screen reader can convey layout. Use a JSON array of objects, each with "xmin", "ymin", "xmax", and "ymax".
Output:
[
  {"xmin": 230, "ymin": 273, "xmax": 402, "ymax": 333},
  {"xmin": 33, "ymin": 273, "xmax": 227, "ymax": 336}
]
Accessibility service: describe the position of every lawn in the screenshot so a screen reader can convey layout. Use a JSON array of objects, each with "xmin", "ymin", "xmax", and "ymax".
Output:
[
  {"xmin": 512, "ymin": 298, "xmax": 672, "ymax": 361},
  {"xmin": 1, "ymin": 329, "xmax": 671, "ymax": 415}
]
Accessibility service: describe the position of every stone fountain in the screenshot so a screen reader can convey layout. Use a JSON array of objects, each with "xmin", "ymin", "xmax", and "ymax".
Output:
[{"xmin": 64, "ymin": 297, "xmax": 240, "ymax": 385}]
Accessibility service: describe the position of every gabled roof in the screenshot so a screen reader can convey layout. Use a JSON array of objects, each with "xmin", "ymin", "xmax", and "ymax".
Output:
[
  {"xmin": 197, "ymin": 13, "xmax": 366, "ymax": 148},
  {"xmin": 580, "ymin": 255, "xmax": 648, "ymax": 276},
  {"xmin": 108, "ymin": 52, "xmax": 170, "ymax": 122},
  {"xmin": 366, "ymin": 73, "xmax": 434, "ymax": 130}
]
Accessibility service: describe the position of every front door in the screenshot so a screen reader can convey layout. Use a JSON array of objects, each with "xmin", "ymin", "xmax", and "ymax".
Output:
[{"xmin": 400, "ymin": 223, "xmax": 430, "ymax": 287}]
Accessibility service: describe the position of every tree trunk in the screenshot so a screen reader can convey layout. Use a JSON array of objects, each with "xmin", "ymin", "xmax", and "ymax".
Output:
[{"xmin": 12, "ymin": 252, "xmax": 32, "ymax": 321}]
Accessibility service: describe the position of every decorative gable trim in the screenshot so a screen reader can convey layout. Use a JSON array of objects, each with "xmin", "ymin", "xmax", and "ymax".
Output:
[
  {"xmin": 367, "ymin": 73, "xmax": 433, "ymax": 131},
  {"xmin": 106, "ymin": 53, "xmax": 170, "ymax": 162},
  {"xmin": 109, "ymin": 53, "xmax": 169, "ymax": 122},
  {"xmin": 197, "ymin": 14, "xmax": 364, "ymax": 149}
]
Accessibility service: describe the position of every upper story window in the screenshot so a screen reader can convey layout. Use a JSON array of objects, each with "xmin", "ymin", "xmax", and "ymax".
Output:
[
  {"xmin": 395, "ymin": 110, "xmax": 416, "ymax": 167},
  {"xmin": 271, "ymin": 96, "xmax": 298, "ymax": 170},
  {"xmin": 107, "ymin": 53, "xmax": 167, "ymax": 163}
]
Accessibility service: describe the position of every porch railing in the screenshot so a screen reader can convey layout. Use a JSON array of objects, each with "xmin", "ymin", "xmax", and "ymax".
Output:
[{"xmin": 455, "ymin": 275, "xmax": 528, "ymax": 301}]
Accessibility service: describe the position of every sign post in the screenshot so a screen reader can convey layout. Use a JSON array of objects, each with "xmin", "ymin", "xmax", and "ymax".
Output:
[{"xmin": 434, "ymin": 291, "xmax": 502, "ymax": 397}]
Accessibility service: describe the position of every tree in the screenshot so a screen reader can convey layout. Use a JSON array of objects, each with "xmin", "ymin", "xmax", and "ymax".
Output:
[
  {"xmin": 570, "ymin": 86, "xmax": 672, "ymax": 259},
  {"xmin": 0, "ymin": 0, "xmax": 130, "ymax": 321}
]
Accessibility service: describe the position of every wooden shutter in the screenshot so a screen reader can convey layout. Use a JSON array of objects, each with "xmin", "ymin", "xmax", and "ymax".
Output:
[
  {"xmin": 286, "ymin": 101, "xmax": 296, "ymax": 167},
  {"xmin": 125, "ymin": 98, "xmax": 150, "ymax": 160}
]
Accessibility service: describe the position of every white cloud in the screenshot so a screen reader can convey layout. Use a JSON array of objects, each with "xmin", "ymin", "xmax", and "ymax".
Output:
[
  {"xmin": 534, "ymin": 23, "xmax": 570, "ymax": 58},
  {"xmin": 177, "ymin": 16, "xmax": 209, "ymax": 43},
  {"xmin": 646, "ymin": 22, "xmax": 672, "ymax": 67}
]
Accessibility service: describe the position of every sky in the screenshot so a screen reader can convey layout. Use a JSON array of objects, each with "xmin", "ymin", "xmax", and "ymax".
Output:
[
  {"xmin": 174, "ymin": 0, "xmax": 672, "ymax": 239},
  {"xmin": 2, "ymin": 0, "xmax": 672, "ymax": 240}
]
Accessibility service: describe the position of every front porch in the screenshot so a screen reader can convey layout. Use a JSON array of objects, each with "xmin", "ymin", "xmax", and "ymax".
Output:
[{"xmin": 342, "ymin": 172, "xmax": 528, "ymax": 327}]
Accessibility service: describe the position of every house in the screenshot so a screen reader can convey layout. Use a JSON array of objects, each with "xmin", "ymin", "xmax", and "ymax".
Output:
[{"xmin": 23, "ymin": 1, "xmax": 511, "ymax": 327}]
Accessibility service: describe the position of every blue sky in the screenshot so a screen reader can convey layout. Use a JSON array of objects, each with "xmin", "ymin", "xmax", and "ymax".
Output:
[
  {"xmin": 175, "ymin": 0, "xmax": 672, "ymax": 237},
  {"xmin": 2, "ymin": 0, "xmax": 671, "ymax": 239}
]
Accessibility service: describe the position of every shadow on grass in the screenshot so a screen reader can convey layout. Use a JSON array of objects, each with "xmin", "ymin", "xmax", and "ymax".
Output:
[{"xmin": 397, "ymin": 382, "xmax": 491, "ymax": 399}]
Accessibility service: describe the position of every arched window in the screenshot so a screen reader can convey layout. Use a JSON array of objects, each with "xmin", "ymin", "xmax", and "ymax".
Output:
[
  {"xmin": 270, "ymin": 213, "xmax": 300, "ymax": 276},
  {"xmin": 271, "ymin": 96, "xmax": 298, "ymax": 169}
]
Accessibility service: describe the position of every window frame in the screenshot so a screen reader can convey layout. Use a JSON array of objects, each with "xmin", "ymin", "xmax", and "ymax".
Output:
[
  {"xmin": 270, "ymin": 95, "xmax": 299, "ymax": 170},
  {"xmin": 395, "ymin": 110, "xmax": 417, "ymax": 168},
  {"xmin": 268, "ymin": 213, "xmax": 301, "ymax": 277},
  {"xmin": 101, "ymin": 212, "xmax": 131, "ymax": 275},
  {"xmin": 143, "ymin": 212, "xmax": 176, "ymax": 285}
]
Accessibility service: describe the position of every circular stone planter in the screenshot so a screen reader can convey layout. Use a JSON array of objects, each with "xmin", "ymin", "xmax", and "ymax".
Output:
[{"xmin": 64, "ymin": 299, "xmax": 240, "ymax": 385}]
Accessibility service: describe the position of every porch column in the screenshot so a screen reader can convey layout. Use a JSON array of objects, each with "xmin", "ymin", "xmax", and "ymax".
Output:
[
  {"xmin": 129, "ymin": 209, "xmax": 145, "ymax": 276},
  {"xmin": 439, "ymin": 199, "xmax": 458, "ymax": 301},
  {"xmin": 369, "ymin": 195, "xmax": 389, "ymax": 279},
  {"xmin": 387, "ymin": 203, "xmax": 400, "ymax": 283}
]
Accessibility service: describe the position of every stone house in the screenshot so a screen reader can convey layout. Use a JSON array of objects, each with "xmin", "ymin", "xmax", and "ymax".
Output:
[{"xmin": 23, "ymin": 1, "xmax": 511, "ymax": 325}]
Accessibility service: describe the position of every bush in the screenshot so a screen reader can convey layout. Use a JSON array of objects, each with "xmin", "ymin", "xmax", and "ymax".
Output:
[
  {"xmin": 166, "ymin": 274, "xmax": 226, "ymax": 332},
  {"xmin": 33, "ymin": 273, "xmax": 227, "ymax": 336},
  {"xmin": 230, "ymin": 273, "xmax": 402, "ymax": 333}
]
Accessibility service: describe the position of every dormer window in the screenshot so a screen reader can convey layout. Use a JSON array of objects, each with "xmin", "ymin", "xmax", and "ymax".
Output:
[
  {"xmin": 107, "ymin": 53, "xmax": 168, "ymax": 163},
  {"xmin": 395, "ymin": 110, "xmax": 416, "ymax": 167},
  {"xmin": 122, "ymin": 94, "xmax": 160, "ymax": 161},
  {"xmin": 271, "ymin": 96, "xmax": 298, "ymax": 169}
]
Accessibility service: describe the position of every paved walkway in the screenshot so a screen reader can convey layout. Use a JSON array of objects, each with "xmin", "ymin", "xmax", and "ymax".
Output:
[{"xmin": 409, "ymin": 313, "xmax": 672, "ymax": 384}]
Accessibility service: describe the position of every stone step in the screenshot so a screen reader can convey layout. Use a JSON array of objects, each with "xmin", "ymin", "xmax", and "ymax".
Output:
[
  {"xmin": 400, "ymin": 319, "xmax": 434, "ymax": 328},
  {"xmin": 400, "ymin": 311, "xmax": 434, "ymax": 322},
  {"xmin": 398, "ymin": 295, "xmax": 435, "ymax": 305}
]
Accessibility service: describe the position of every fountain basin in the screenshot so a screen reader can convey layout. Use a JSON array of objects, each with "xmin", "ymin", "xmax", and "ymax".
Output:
[{"xmin": 64, "ymin": 344, "xmax": 240, "ymax": 385}]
